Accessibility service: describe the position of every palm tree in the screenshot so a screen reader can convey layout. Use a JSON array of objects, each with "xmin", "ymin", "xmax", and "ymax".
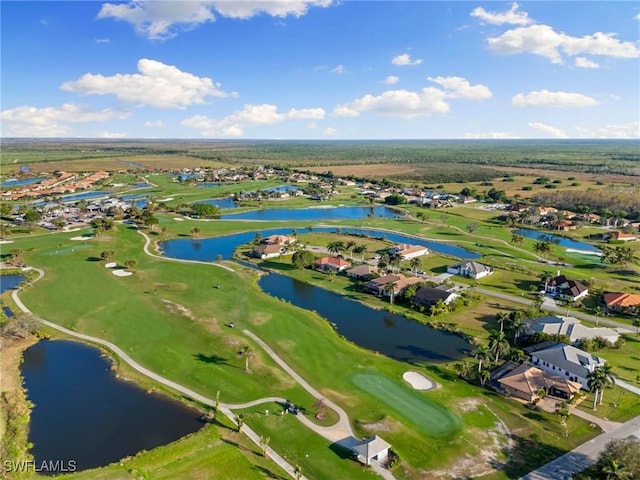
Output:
[
  {"xmin": 388, "ymin": 254, "xmax": 401, "ymax": 274},
  {"xmin": 385, "ymin": 282, "xmax": 396, "ymax": 304},
  {"xmin": 327, "ymin": 240, "xmax": 345, "ymax": 257},
  {"xmin": 213, "ymin": 390, "xmax": 220, "ymax": 419},
  {"xmin": 511, "ymin": 233, "xmax": 525, "ymax": 246},
  {"xmin": 632, "ymin": 317, "xmax": 640, "ymax": 336},
  {"xmin": 294, "ymin": 465, "xmax": 303, "ymax": 480},
  {"xmin": 454, "ymin": 361, "xmax": 472, "ymax": 379},
  {"xmin": 472, "ymin": 343, "xmax": 491, "ymax": 373},
  {"xmin": 599, "ymin": 364, "xmax": 617, "ymax": 406},
  {"xmin": 601, "ymin": 456, "xmax": 629, "ymax": 480},
  {"xmin": 488, "ymin": 330, "xmax": 510, "ymax": 363},
  {"xmin": 100, "ymin": 250, "xmax": 115, "ymax": 263},
  {"xmin": 191, "ymin": 227, "xmax": 201, "ymax": 239},
  {"xmin": 509, "ymin": 317, "xmax": 525, "ymax": 343},
  {"xmin": 260, "ymin": 436, "xmax": 270, "ymax": 458},
  {"xmin": 124, "ymin": 259, "xmax": 137, "ymax": 272},
  {"xmin": 496, "ymin": 312, "xmax": 509, "ymax": 333},
  {"xmin": 593, "ymin": 304, "xmax": 604, "ymax": 326},
  {"xmin": 409, "ymin": 257, "xmax": 422, "ymax": 275},
  {"xmin": 238, "ymin": 345, "xmax": 254, "ymax": 373},
  {"xmin": 234, "ymin": 412, "xmax": 244, "ymax": 433},
  {"xmin": 587, "ymin": 368, "xmax": 605, "ymax": 410},
  {"xmin": 479, "ymin": 368, "xmax": 491, "ymax": 386},
  {"xmin": 345, "ymin": 240, "xmax": 356, "ymax": 259}
]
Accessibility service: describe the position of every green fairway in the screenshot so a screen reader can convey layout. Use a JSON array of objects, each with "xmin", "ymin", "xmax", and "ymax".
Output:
[{"xmin": 351, "ymin": 373, "xmax": 462, "ymax": 438}]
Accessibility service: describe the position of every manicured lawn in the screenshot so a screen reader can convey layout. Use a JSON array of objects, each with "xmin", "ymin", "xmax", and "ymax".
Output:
[{"xmin": 351, "ymin": 372, "xmax": 462, "ymax": 438}]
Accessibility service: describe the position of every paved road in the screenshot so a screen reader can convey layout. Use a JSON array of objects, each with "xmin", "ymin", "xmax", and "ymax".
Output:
[{"xmin": 520, "ymin": 414, "xmax": 640, "ymax": 480}]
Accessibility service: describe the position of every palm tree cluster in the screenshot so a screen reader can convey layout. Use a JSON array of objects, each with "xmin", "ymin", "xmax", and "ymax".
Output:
[
  {"xmin": 600, "ymin": 245, "xmax": 636, "ymax": 268},
  {"xmin": 587, "ymin": 364, "xmax": 616, "ymax": 410}
]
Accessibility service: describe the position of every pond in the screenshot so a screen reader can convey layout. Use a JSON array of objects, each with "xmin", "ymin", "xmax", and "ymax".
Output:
[
  {"xmin": 200, "ymin": 197, "xmax": 240, "ymax": 209},
  {"xmin": 261, "ymin": 185, "xmax": 300, "ymax": 193},
  {"xmin": 21, "ymin": 340, "xmax": 204, "ymax": 474},
  {"xmin": 160, "ymin": 226, "xmax": 479, "ymax": 261},
  {"xmin": 515, "ymin": 228, "xmax": 600, "ymax": 252},
  {"xmin": 259, "ymin": 273, "xmax": 471, "ymax": 363},
  {"xmin": 220, "ymin": 206, "xmax": 403, "ymax": 221},
  {"xmin": 0, "ymin": 177, "xmax": 47, "ymax": 189},
  {"xmin": 0, "ymin": 274, "xmax": 26, "ymax": 293},
  {"xmin": 61, "ymin": 191, "xmax": 112, "ymax": 202}
]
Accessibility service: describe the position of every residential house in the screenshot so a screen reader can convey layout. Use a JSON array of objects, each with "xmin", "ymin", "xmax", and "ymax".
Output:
[
  {"xmin": 263, "ymin": 234, "xmax": 296, "ymax": 246},
  {"xmin": 603, "ymin": 292, "xmax": 640, "ymax": 316},
  {"xmin": 603, "ymin": 231, "xmax": 638, "ymax": 242},
  {"xmin": 412, "ymin": 285, "xmax": 458, "ymax": 309},
  {"xmin": 527, "ymin": 315, "xmax": 619, "ymax": 345},
  {"xmin": 362, "ymin": 273, "xmax": 422, "ymax": 298},
  {"xmin": 546, "ymin": 275, "xmax": 589, "ymax": 302},
  {"xmin": 530, "ymin": 344, "xmax": 605, "ymax": 389},
  {"xmin": 447, "ymin": 261, "xmax": 494, "ymax": 279},
  {"xmin": 314, "ymin": 256, "xmax": 351, "ymax": 273},
  {"xmin": 497, "ymin": 364, "xmax": 582, "ymax": 402},
  {"xmin": 352, "ymin": 435, "xmax": 391, "ymax": 466},
  {"xmin": 345, "ymin": 264, "xmax": 378, "ymax": 281},
  {"xmin": 388, "ymin": 243, "xmax": 429, "ymax": 260},
  {"xmin": 252, "ymin": 244, "xmax": 285, "ymax": 260}
]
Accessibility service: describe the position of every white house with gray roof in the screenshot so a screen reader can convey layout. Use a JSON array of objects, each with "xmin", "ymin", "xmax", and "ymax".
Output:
[
  {"xmin": 530, "ymin": 344, "xmax": 606, "ymax": 390},
  {"xmin": 528, "ymin": 316, "xmax": 619, "ymax": 345},
  {"xmin": 447, "ymin": 260, "xmax": 494, "ymax": 279}
]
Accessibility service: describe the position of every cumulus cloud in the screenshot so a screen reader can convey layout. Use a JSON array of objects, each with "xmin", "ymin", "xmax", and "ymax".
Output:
[
  {"xmin": 427, "ymin": 76, "xmax": 492, "ymax": 99},
  {"xmin": 463, "ymin": 132, "xmax": 520, "ymax": 139},
  {"xmin": 512, "ymin": 89, "xmax": 599, "ymax": 107},
  {"xmin": 144, "ymin": 119, "xmax": 164, "ymax": 128},
  {"xmin": 323, "ymin": 126, "xmax": 337, "ymax": 136},
  {"xmin": 61, "ymin": 59, "xmax": 236, "ymax": 109},
  {"xmin": 470, "ymin": 2, "xmax": 532, "ymax": 26},
  {"xmin": 99, "ymin": 131, "xmax": 129, "ymax": 138},
  {"xmin": 384, "ymin": 75, "xmax": 399, "ymax": 85},
  {"xmin": 391, "ymin": 53, "xmax": 423, "ymax": 66},
  {"xmin": 0, "ymin": 103, "xmax": 129, "ymax": 137},
  {"xmin": 574, "ymin": 57, "xmax": 600, "ymax": 69},
  {"xmin": 98, "ymin": 1, "xmax": 332, "ymax": 40},
  {"xmin": 528, "ymin": 122, "xmax": 568, "ymax": 138},
  {"xmin": 487, "ymin": 24, "xmax": 640, "ymax": 64},
  {"xmin": 333, "ymin": 88, "xmax": 449, "ymax": 118},
  {"xmin": 576, "ymin": 121, "xmax": 640, "ymax": 139},
  {"xmin": 182, "ymin": 103, "xmax": 325, "ymax": 136},
  {"xmin": 331, "ymin": 64, "xmax": 346, "ymax": 74}
]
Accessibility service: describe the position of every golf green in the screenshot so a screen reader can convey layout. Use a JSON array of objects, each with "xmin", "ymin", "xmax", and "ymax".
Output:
[{"xmin": 351, "ymin": 373, "xmax": 462, "ymax": 438}]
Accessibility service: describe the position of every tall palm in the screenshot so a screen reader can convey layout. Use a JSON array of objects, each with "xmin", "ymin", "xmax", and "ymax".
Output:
[
  {"xmin": 496, "ymin": 312, "xmax": 509, "ymax": 333},
  {"xmin": 385, "ymin": 282, "xmax": 396, "ymax": 304},
  {"xmin": 601, "ymin": 456, "xmax": 629, "ymax": 480},
  {"xmin": 345, "ymin": 240, "xmax": 356, "ymax": 259},
  {"xmin": 191, "ymin": 227, "xmax": 201, "ymax": 239},
  {"xmin": 479, "ymin": 368, "xmax": 491, "ymax": 386},
  {"xmin": 472, "ymin": 343, "xmax": 491, "ymax": 373},
  {"xmin": 510, "ymin": 317, "xmax": 525, "ymax": 343},
  {"xmin": 488, "ymin": 330, "xmax": 510, "ymax": 363},
  {"xmin": 599, "ymin": 364, "xmax": 617, "ymax": 405},
  {"xmin": 389, "ymin": 254, "xmax": 401, "ymax": 274},
  {"xmin": 238, "ymin": 345, "xmax": 254, "ymax": 372},
  {"xmin": 587, "ymin": 368, "xmax": 605, "ymax": 410},
  {"xmin": 409, "ymin": 257, "xmax": 422, "ymax": 275}
]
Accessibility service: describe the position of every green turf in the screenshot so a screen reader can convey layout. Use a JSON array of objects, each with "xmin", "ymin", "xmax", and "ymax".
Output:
[{"xmin": 351, "ymin": 372, "xmax": 462, "ymax": 438}]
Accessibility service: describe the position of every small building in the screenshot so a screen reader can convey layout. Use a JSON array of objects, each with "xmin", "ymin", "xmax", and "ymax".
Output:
[
  {"xmin": 388, "ymin": 243, "xmax": 429, "ymax": 260},
  {"xmin": 313, "ymin": 256, "xmax": 351, "ymax": 273},
  {"xmin": 546, "ymin": 275, "xmax": 589, "ymax": 302},
  {"xmin": 530, "ymin": 344, "xmax": 605, "ymax": 390},
  {"xmin": 447, "ymin": 261, "xmax": 494, "ymax": 280},
  {"xmin": 345, "ymin": 264, "xmax": 378, "ymax": 280},
  {"xmin": 352, "ymin": 435, "xmax": 391, "ymax": 466},
  {"xmin": 497, "ymin": 364, "xmax": 582, "ymax": 402}
]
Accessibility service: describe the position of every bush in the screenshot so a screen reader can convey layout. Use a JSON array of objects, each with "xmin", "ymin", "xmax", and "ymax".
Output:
[
  {"xmin": 522, "ymin": 186, "xmax": 533, "ymax": 191},
  {"xmin": 544, "ymin": 184, "xmax": 558, "ymax": 189}
]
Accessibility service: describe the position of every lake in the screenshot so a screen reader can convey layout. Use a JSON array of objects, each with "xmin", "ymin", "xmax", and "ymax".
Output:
[
  {"xmin": 161, "ymin": 226, "xmax": 479, "ymax": 261},
  {"xmin": 0, "ymin": 274, "xmax": 26, "ymax": 293},
  {"xmin": 200, "ymin": 197, "xmax": 240, "ymax": 209},
  {"xmin": 515, "ymin": 228, "xmax": 600, "ymax": 252},
  {"xmin": 259, "ymin": 273, "xmax": 471, "ymax": 363},
  {"xmin": 61, "ymin": 191, "xmax": 112, "ymax": 202},
  {"xmin": 220, "ymin": 206, "xmax": 403, "ymax": 221},
  {"xmin": 0, "ymin": 177, "xmax": 47, "ymax": 189},
  {"xmin": 21, "ymin": 340, "xmax": 204, "ymax": 474}
]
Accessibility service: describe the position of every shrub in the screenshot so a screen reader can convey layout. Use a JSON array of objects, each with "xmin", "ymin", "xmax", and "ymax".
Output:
[{"xmin": 522, "ymin": 186, "xmax": 533, "ymax": 191}]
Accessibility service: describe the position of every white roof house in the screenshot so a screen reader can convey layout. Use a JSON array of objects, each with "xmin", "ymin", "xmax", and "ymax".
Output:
[
  {"xmin": 352, "ymin": 435, "xmax": 391, "ymax": 466},
  {"xmin": 447, "ymin": 261, "xmax": 494, "ymax": 279},
  {"xmin": 388, "ymin": 244, "xmax": 429, "ymax": 260},
  {"xmin": 529, "ymin": 316, "xmax": 619, "ymax": 345},
  {"xmin": 530, "ymin": 344, "xmax": 606, "ymax": 389}
]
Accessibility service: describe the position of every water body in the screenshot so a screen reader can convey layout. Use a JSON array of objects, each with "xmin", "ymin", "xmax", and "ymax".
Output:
[
  {"xmin": 161, "ymin": 226, "xmax": 479, "ymax": 261},
  {"xmin": 197, "ymin": 182, "xmax": 224, "ymax": 188},
  {"xmin": 21, "ymin": 340, "xmax": 203, "ymax": 473},
  {"xmin": 200, "ymin": 197, "xmax": 239, "ymax": 209},
  {"xmin": 221, "ymin": 206, "xmax": 403, "ymax": 221},
  {"xmin": 0, "ymin": 177, "xmax": 46, "ymax": 189},
  {"xmin": 259, "ymin": 273, "xmax": 471, "ymax": 363},
  {"xmin": 0, "ymin": 274, "xmax": 26, "ymax": 293},
  {"xmin": 515, "ymin": 228, "xmax": 600, "ymax": 252},
  {"xmin": 261, "ymin": 185, "xmax": 300, "ymax": 193},
  {"xmin": 61, "ymin": 191, "xmax": 112, "ymax": 202}
]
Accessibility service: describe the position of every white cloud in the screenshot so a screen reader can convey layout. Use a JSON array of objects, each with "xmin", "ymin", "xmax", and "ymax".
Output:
[
  {"xmin": 61, "ymin": 59, "xmax": 236, "ymax": 109},
  {"xmin": 331, "ymin": 64, "xmax": 346, "ymax": 74},
  {"xmin": 384, "ymin": 75, "xmax": 399, "ymax": 85},
  {"xmin": 576, "ymin": 121, "xmax": 640, "ymax": 139},
  {"xmin": 391, "ymin": 53, "xmax": 423, "ymax": 66},
  {"xmin": 98, "ymin": 1, "xmax": 332, "ymax": 40},
  {"xmin": 470, "ymin": 2, "xmax": 532, "ymax": 26},
  {"xmin": 323, "ymin": 127, "xmax": 337, "ymax": 136},
  {"xmin": 0, "ymin": 103, "xmax": 129, "ymax": 137},
  {"xmin": 574, "ymin": 57, "xmax": 600, "ymax": 69},
  {"xmin": 487, "ymin": 24, "xmax": 640, "ymax": 64},
  {"xmin": 463, "ymin": 132, "xmax": 520, "ymax": 139},
  {"xmin": 427, "ymin": 76, "xmax": 492, "ymax": 99},
  {"xmin": 212, "ymin": 0, "xmax": 332, "ymax": 20},
  {"xmin": 512, "ymin": 90, "xmax": 599, "ymax": 107},
  {"xmin": 144, "ymin": 120, "xmax": 164, "ymax": 128},
  {"xmin": 182, "ymin": 103, "xmax": 325, "ymax": 136},
  {"xmin": 99, "ymin": 131, "xmax": 129, "ymax": 139},
  {"xmin": 333, "ymin": 88, "xmax": 449, "ymax": 118},
  {"xmin": 528, "ymin": 122, "xmax": 568, "ymax": 138},
  {"xmin": 95, "ymin": 38, "xmax": 110, "ymax": 44}
]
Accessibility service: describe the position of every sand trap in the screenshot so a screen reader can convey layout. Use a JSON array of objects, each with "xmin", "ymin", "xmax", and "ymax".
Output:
[
  {"xmin": 566, "ymin": 248, "xmax": 602, "ymax": 256},
  {"xmin": 64, "ymin": 227, "xmax": 81, "ymax": 232},
  {"xmin": 0, "ymin": 240, "xmax": 14, "ymax": 244},
  {"xmin": 112, "ymin": 269, "xmax": 133, "ymax": 277},
  {"xmin": 70, "ymin": 236, "xmax": 92, "ymax": 241},
  {"xmin": 159, "ymin": 197, "xmax": 174, "ymax": 202},
  {"xmin": 403, "ymin": 371, "xmax": 435, "ymax": 391},
  {"xmin": 104, "ymin": 262, "xmax": 117, "ymax": 268},
  {"xmin": 173, "ymin": 217, "xmax": 184, "ymax": 221}
]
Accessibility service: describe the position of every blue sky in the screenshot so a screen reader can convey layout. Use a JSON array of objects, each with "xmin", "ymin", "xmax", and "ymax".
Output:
[{"xmin": 1, "ymin": 1, "xmax": 639, "ymax": 139}]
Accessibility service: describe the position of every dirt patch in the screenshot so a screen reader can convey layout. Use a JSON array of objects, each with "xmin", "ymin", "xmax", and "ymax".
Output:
[
  {"xmin": 162, "ymin": 300, "xmax": 197, "ymax": 320},
  {"xmin": 320, "ymin": 388, "xmax": 359, "ymax": 409},
  {"xmin": 455, "ymin": 397, "xmax": 483, "ymax": 413},
  {"xmin": 248, "ymin": 311, "xmax": 271, "ymax": 326},
  {"xmin": 275, "ymin": 339, "xmax": 296, "ymax": 351},
  {"xmin": 0, "ymin": 336, "xmax": 38, "ymax": 394}
]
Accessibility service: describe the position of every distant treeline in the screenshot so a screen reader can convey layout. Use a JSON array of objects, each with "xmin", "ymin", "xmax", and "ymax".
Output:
[{"xmin": 532, "ymin": 186, "xmax": 640, "ymax": 220}]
